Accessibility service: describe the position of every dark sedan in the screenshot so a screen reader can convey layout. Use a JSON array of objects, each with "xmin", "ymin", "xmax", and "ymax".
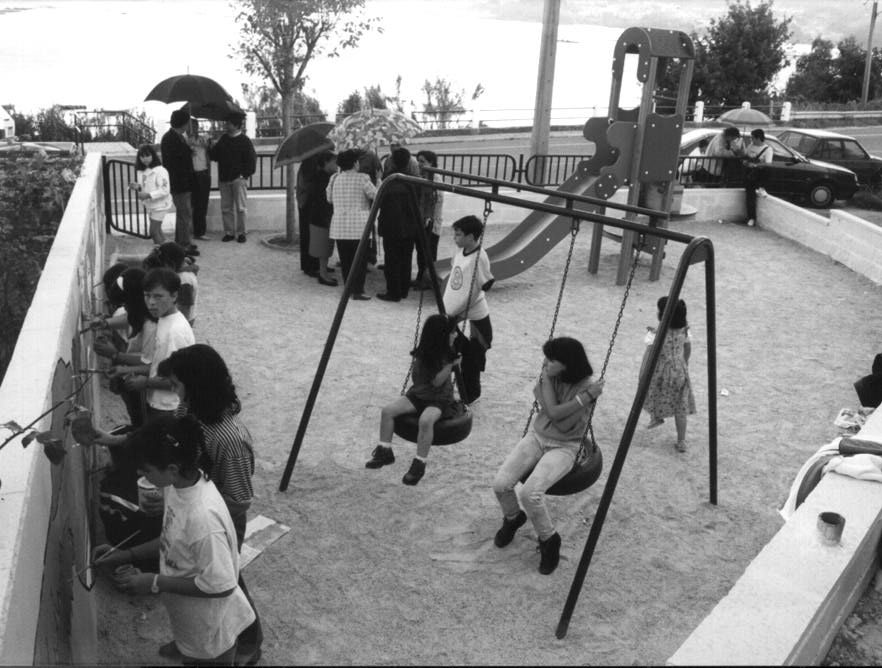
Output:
[
  {"xmin": 776, "ymin": 128, "xmax": 882, "ymax": 188},
  {"xmin": 679, "ymin": 129, "xmax": 860, "ymax": 208}
]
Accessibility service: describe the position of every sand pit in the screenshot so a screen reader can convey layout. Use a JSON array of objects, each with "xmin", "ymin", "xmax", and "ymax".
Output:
[{"xmin": 93, "ymin": 217, "xmax": 882, "ymax": 665}]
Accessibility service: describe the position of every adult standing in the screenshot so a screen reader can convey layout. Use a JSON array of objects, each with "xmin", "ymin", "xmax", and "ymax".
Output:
[
  {"xmin": 188, "ymin": 119, "xmax": 211, "ymax": 240},
  {"xmin": 210, "ymin": 113, "xmax": 257, "ymax": 244},
  {"xmin": 307, "ymin": 151, "xmax": 339, "ymax": 286},
  {"xmin": 327, "ymin": 149, "xmax": 377, "ymax": 301},
  {"xmin": 743, "ymin": 128, "xmax": 773, "ymax": 227},
  {"xmin": 160, "ymin": 109, "xmax": 198, "ymax": 257},
  {"xmin": 704, "ymin": 126, "xmax": 744, "ymax": 181},
  {"xmin": 376, "ymin": 147, "xmax": 419, "ymax": 302},
  {"xmin": 296, "ymin": 155, "xmax": 320, "ymax": 277},
  {"xmin": 413, "ymin": 150, "xmax": 444, "ymax": 289}
]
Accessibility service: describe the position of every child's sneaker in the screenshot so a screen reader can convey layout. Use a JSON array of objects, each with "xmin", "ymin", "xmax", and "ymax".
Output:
[
  {"xmin": 365, "ymin": 445, "xmax": 394, "ymax": 469},
  {"xmin": 402, "ymin": 458, "xmax": 426, "ymax": 485},
  {"xmin": 494, "ymin": 510, "xmax": 527, "ymax": 547},
  {"xmin": 676, "ymin": 440, "xmax": 688, "ymax": 453},
  {"xmin": 538, "ymin": 532, "xmax": 562, "ymax": 574}
]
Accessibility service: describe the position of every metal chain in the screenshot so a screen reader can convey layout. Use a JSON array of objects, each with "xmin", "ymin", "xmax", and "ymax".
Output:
[
  {"xmin": 400, "ymin": 287, "xmax": 426, "ymax": 396},
  {"xmin": 522, "ymin": 220, "xmax": 580, "ymax": 438},
  {"xmin": 582, "ymin": 233, "xmax": 647, "ymax": 450}
]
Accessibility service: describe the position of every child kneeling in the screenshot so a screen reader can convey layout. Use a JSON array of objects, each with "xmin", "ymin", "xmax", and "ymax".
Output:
[{"xmin": 366, "ymin": 314, "xmax": 461, "ymax": 486}]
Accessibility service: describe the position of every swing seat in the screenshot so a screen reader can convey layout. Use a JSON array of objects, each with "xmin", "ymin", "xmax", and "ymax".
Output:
[
  {"xmin": 393, "ymin": 401, "xmax": 473, "ymax": 446},
  {"xmin": 520, "ymin": 437, "xmax": 603, "ymax": 496}
]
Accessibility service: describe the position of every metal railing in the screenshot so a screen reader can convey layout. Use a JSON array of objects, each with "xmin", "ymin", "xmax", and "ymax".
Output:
[{"xmin": 75, "ymin": 110, "xmax": 156, "ymax": 147}]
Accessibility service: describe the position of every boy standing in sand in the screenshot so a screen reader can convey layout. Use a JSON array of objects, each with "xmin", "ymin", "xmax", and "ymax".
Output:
[{"xmin": 442, "ymin": 215, "xmax": 494, "ymax": 405}]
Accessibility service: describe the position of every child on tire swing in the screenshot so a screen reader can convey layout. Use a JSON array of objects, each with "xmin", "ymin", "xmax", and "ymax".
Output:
[
  {"xmin": 491, "ymin": 337, "xmax": 604, "ymax": 575},
  {"xmin": 366, "ymin": 314, "xmax": 461, "ymax": 486}
]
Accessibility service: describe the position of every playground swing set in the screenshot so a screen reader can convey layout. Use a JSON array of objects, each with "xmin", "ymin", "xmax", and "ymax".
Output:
[{"xmin": 279, "ymin": 27, "xmax": 719, "ymax": 639}]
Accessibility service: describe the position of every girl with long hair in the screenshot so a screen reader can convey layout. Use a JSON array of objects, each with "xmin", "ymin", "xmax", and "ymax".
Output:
[{"xmin": 366, "ymin": 314, "xmax": 461, "ymax": 485}]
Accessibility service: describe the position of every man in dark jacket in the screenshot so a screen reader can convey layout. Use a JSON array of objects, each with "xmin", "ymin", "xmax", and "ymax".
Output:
[
  {"xmin": 376, "ymin": 147, "xmax": 420, "ymax": 301},
  {"xmin": 160, "ymin": 109, "xmax": 198, "ymax": 255},
  {"xmin": 209, "ymin": 113, "xmax": 257, "ymax": 243}
]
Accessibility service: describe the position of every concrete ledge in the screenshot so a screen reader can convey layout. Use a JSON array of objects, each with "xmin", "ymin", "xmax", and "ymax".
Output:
[{"xmin": 669, "ymin": 408, "xmax": 882, "ymax": 666}]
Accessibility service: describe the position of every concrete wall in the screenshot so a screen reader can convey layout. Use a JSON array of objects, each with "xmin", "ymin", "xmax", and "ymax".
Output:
[{"xmin": 0, "ymin": 153, "xmax": 105, "ymax": 664}]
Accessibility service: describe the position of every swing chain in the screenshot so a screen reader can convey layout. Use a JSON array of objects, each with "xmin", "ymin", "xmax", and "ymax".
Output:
[
  {"xmin": 581, "ymin": 234, "xmax": 647, "ymax": 450},
  {"xmin": 522, "ymin": 222, "xmax": 580, "ymax": 438},
  {"xmin": 400, "ymin": 287, "xmax": 426, "ymax": 396}
]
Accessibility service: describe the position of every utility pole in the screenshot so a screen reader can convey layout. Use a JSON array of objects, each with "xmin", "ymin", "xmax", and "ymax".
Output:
[
  {"xmin": 862, "ymin": 0, "xmax": 878, "ymax": 104},
  {"xmin": 528, "ymin": 0, "xmax": 560, "ymax": 184}
]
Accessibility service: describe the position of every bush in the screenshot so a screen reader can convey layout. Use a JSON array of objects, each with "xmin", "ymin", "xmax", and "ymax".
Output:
[{"xmin": 0, "ymin": 153, "xmax": 83, "ymax": 383}]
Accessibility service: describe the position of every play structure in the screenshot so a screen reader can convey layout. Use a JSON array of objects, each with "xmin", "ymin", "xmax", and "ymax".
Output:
[
  {"xmin": 279, "ymin": 27, "xmax": 718, "ymax": 639},
  {"xmin": 434, "ymin": 27, "xmax": 695, "ymax": 285}
]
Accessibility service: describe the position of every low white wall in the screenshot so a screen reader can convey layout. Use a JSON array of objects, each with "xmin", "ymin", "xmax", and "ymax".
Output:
[
  {"xmin": 0, "ymin": 153, "xmax": 105, "ymax": 664},
  {"xmin": 670, "ymin": 407, "xmax": 882, "ymax": 665}
]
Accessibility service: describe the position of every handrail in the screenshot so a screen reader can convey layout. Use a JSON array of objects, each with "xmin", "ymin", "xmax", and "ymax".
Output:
[{"xmin": 421, "ymin": 166, "xmax": 674, "ymax": 228}]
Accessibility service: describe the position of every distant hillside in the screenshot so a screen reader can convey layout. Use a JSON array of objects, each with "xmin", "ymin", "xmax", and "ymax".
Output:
[{"xmin": 476, "ymin": 0, "xmax": 873, "ymax": 45}]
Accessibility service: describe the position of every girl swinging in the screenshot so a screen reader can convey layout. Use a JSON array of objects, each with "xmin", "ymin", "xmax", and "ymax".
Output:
[
  {"xmin": 366, "ymin": 314, "xmax": 461, "ymax": 486},
  {"xmin": 491, "ymin": 337, "xmax": 604, "ymax": 574}
]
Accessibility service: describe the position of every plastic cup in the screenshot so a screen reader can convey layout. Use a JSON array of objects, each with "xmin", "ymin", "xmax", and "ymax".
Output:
[
  {"xmin": 817, "ymin": 511, "xmax": 845, "ymax": 545},
  {"xmin": 137, "ymin": 477, "xmax": 163, "ymax": 516}
]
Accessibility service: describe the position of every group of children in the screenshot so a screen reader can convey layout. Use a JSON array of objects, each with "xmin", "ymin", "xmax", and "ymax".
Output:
[
  {"xmin": 87, "ymin": 244, "xmax": 263, "ymax": 665},
  {"xmin": 367, "ymin": 217, "xmax": 697, "ymax": 573}
]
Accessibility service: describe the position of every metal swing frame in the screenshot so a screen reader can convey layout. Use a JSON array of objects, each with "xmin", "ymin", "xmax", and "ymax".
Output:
[{"xmin": 277, "ymin": 170, "xmax": 718, "ymax": 639}]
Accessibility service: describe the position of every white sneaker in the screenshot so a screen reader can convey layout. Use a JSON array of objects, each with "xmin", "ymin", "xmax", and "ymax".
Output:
[{"xmin": 746, "ymin": 219, "xmax": 755, "ymax": 227}]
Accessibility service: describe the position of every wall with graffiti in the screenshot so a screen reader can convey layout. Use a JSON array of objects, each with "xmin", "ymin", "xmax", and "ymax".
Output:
[{"xmin": 0, "ymin": 153, "xmax": 106, "ymax": 664}]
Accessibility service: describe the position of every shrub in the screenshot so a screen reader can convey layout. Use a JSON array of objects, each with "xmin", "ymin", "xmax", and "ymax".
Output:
[{"xmin": 0, "ymin": 152, "xmax": 83, "ymax": 383}]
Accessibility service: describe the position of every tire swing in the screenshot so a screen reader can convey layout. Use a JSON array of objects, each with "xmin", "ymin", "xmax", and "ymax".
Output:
[
  {"xmin": 392, "ymin": 203, "xmax": 493, "ymax": 445},
  {"xmin": 519, "ymin": 222, "xmax": 645, "ymax": 496}
]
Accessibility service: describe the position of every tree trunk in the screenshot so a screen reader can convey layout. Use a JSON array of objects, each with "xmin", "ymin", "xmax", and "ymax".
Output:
[{"xmin": 282, "ymin": 90, "xmax": 299, "ymax": 245}]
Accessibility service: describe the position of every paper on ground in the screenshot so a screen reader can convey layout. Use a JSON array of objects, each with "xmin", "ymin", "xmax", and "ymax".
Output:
[{"xmin": 241, "ymin": 514, "xmax": 291, "ymax": 570}]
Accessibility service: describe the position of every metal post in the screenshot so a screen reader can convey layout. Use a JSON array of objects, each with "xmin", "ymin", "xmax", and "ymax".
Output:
[
  {"xmin": 528, "ymin": 0, "xmax": 560, "ymax": 184},
  {"xmin": 863, "ymin": 0, "xmax": 879, "ymax": 105}
]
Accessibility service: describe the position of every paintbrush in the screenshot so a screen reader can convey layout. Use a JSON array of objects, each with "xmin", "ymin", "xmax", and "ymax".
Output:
[{"xmin": 70, "ymin": 529, "xmax": 141, "ymax": 582}]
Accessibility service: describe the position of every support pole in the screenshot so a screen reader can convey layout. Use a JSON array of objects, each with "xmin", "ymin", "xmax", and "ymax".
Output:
[
  {"xmin": 528, "ymin": 0, "xmax": 560, "ymax": 184},
  {"xmin": 863, "ymin": 0, "xmax": 878, "ymax": 105}
]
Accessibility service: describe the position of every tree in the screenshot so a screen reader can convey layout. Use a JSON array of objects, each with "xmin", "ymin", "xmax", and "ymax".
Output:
[
  {"xmin": 421, "ymin": 77, "xmax": 466, "ymax": 129},
  {"xmin": 231, "ymin": 0, "xmax": 380, "ymax": 244},
  {"xmin": 689, "ymin": 1, "xmax": 792, "ymax": 107},
  {"xmin": 785, "ymin": 36, "xmax": 882, "ymax": 103},
  {"xmin": 784, "ymin": 37, "xmax": 835, "ymax": 102},
  {"xmin": 241, "ymin": 83, "xmax": 325, "ymax": 137}
]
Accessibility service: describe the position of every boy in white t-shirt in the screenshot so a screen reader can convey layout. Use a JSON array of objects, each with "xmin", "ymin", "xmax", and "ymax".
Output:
[
  {"xmin": 114, "ymin": 267, "xmax": 195, "ymax": 419},
  {"xmin": 442, "ymin": 215, "xmax": 494, "ymax": 405}
]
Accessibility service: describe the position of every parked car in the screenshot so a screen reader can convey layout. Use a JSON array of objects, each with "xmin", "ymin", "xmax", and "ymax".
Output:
[
  {"xmin": 775, "ymin": 128, "xmax": 882, "ymax": 188},
  {"xmin": 679, "ymin": 128, "xmax": 860, "ymax": 208}
]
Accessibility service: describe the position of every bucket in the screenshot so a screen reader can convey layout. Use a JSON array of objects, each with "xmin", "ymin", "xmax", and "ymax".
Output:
[{"xmin": 137, "ymin": 476, "xmax": 163, "ymax": 516}]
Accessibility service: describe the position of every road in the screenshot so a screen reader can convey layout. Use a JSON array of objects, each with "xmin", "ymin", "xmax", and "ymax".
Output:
[{"xmin": 409, "ymin": 125, "xmax": 882, "ymax": 158}]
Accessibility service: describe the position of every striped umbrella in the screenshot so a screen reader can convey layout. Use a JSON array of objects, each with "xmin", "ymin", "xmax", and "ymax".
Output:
[{"xmin": 329, "ymin": 108, "xmax": 422, "ymax": 152}]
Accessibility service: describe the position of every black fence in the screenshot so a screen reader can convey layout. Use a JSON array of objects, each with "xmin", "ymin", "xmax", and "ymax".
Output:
[{"xmin": 104, "ymin": 152, "xmax": 731, "ymax": 238}]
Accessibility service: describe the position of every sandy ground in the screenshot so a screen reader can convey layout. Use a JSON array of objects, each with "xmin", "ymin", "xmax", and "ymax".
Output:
[{"xmin": 92, "ymin": 215, "xmax": 882, "ymax": 666}]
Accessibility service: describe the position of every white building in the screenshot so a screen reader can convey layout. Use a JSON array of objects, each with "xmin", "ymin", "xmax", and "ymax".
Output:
[{"xmin": 0, "ymin": 105, "xmax": 14, "ymax": 139}]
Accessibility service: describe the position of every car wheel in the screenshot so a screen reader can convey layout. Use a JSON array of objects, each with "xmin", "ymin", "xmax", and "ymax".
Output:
[{"xmin": 808, "ymin": 182, "xmax": 834, "ymax": 208}]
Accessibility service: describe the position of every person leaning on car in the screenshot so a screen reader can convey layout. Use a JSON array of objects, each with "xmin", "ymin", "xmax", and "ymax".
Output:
[
  {"xmin": 743, "ymin": 128, "xmax": 774, "ymax": 227},
  {"xmin": 704, "ymin": 126, "xmax": 744, "ymax": 180}
]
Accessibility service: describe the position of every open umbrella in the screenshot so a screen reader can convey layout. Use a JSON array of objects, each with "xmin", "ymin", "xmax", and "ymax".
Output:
[
  {"xmin": 328, "ymin": 108, "xmax": 422, "ymax": 152},
  {"xmin": 274, "ymin": 122, "xmax": 335, "ymax": 168},
  {"xmin": 184, "ymin": 99, "xmax": 245, "ymax": 122},
  {"xmin": 717, "ymin": 107, "xmax": 773, "ymax": 125},
  {"xmin": 145, "ymin": 74, "xmax": 233, "ymax": 106}
]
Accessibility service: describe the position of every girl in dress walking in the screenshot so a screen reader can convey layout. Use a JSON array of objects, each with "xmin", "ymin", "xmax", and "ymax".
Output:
[{"xmin": 642, "ymin": 296, "xmax": 696, "ymax": 452}]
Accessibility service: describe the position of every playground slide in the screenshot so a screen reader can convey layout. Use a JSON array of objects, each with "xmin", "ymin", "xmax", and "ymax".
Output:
[{"xmin": 434, "ymin": 169, "xmax": 605, "ymax": 282}]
